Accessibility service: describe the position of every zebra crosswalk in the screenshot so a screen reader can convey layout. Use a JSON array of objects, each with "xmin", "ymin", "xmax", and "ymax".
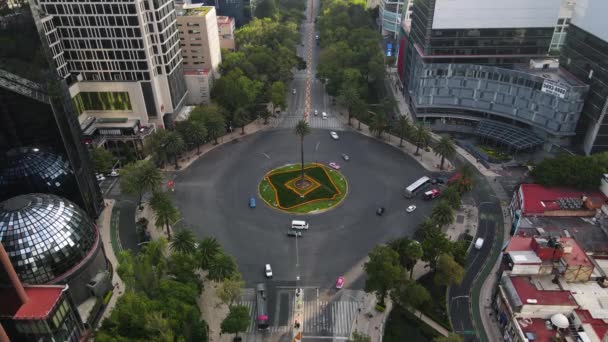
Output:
[{"xmin": 236, "ymin": 300, "xmax": 359, "ymax": 336}]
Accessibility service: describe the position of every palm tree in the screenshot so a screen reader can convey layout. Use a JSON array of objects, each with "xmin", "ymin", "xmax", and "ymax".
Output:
[
  {"xmin": 120, "ymin": 160, "xmax": 162, "ymax": 208},
  {"xmin": 179, "ymin": 120, "xmax": 207, "ymax": 155},
  {"xmin": 170, "ymin": 229, "xmax": 197, "ymax": 254},
  {"xmin": 233, "ymin": 108, "xmax": 250, "ymax": 135},
  {"xmin": 443, "ymin": 185, "xmax": 462, "ymax": 210},
  {"xmin": 293, "ymin": 120, "xmax": 311, "ymax": 184},
  {"xmin": 369, "ymin": 111, "xmax": 388, "ymax": 137},
  {"xmin": 389, "ymin": 238, "xmax": 423, "ymax": 279},
  {"xmin": 412, "ymin": 123, "xmax": 431, "ymax": 155},
  {"xmin": 150, "ymin": 191, "xmax": 180, "ymax": 240},
  {"xmin": 396, "ymin": 115, "xmax": 412, "ymax": 147},
  {"xmin": 197, "ymin": 236, "xmax": 222, "ymax": 270},
  {"xmin": 431, "ymin": 200, "xmax": 455, "ymax": 227},
  {"xmin": 208, "ymin": 252, "xmax": 238, "ymax": 281},
  {"xmin": 160, "ymin": 131, "xmax": 186, "ymax": 169},
  {"xmin": 433, "ymin": 136, "xmax": 456, "ymax": 170}
]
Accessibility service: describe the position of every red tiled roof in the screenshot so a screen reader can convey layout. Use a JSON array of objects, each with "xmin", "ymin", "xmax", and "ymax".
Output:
[
  {"xmin": 0, "ymin": 286, "xmax": 65, "ymax": 320},
  {"xmin": 504, "ymin": 236, "xmax": 533, "ymax": 252},
  {"xmin": 518, "ymin": 184, "xmax": 606, "ymax": 216},
  {"xmin": 510, "ymin": 276, "xmax": 577, "ymax": 306},
  {"xmin": 576, "ymin": 309, "xmax": 608, "ymax": 340},
  {"xmin": 519, "ymin": 318, "xmax": 559, "ymax": 341},
  {"xmin": 560, "ymin": 237, "xmax": 593, "ymax": 267}
]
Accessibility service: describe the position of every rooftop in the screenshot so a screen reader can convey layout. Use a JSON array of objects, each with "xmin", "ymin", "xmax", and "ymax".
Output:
[
  {"xmin": 217, "ymin": 16, "xmax": 234, "ymax": 25},
  {"xmin": 509, "ymin": 276, "xmax": 577, "ymax": 306},
  {"xmin": 560, "ymin": 237, "xmax": 594, "ymax": 267},
  {"xmin": 518, "ymin": 318, "xmax": 560, "ymax": 341},
  {"xmin": 505, "ymin": 235, "xmax": 593, "ymax": 267},
  {"xmin": 562, "ymin": 281, "xmax": 608, "ymax": 320},
  {"xmin": 508, "ymin": 250, "xmax": 542, "ymax": 264},
  {"xmin": 0, "ymin": 285, "xmax": 65, "ymax": 320},
  {"xmin": 575, "ymin": 309, "xmax": 608, "ymax": 340},
  {"xmin": 176, "ymin": 5, "xmax": 211, "ymax": 17},
  {"xmin": 518, "ymin": 184, "xmax": 606, "ymax": 216}
]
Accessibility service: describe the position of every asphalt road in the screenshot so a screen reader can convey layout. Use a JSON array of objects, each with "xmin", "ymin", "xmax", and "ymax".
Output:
[
  {"xmin": 448, "ymin": 156, "xmax": 504, "ymax": 341},
  {"xmin": 170, "ymin": 129, "xmax": 439, "ymax": 288}
]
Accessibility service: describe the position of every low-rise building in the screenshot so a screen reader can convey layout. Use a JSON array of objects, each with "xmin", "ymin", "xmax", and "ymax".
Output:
[
  {"xmin": 217, "ymin": 16, "xmax": 236, "ymax": 51},
  {"xmin": 184, "ymin": 69, "xmax": 212, "ymax": 105}
]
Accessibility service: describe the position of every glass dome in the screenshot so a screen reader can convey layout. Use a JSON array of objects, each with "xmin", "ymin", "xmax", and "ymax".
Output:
[
  {"xmin": 0, "ymin": 147, "xmax": 74, "ymax": 196},
  {"xmin": 0, "ymin": 193, "xmax": 97, "ymax": 284}
]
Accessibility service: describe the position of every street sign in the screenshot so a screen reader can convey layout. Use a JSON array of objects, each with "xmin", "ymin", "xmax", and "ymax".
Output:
[{"xmin": 386, "ymin": 43, "xmax": 393, "ymax": 57}]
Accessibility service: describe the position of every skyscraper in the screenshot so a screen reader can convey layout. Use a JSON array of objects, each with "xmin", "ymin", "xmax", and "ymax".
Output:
[
  {"xmin": 398, "ymin": 0, "xmax": 588, "ymax": 150},
  {"xmin": 559, "ymin": 0, "xmax": 608, "ymax": 154}
]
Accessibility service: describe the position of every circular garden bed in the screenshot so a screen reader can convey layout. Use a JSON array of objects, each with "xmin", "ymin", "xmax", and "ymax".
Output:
[{"xmin": 259, "ymin": 163, "xmax": 348, "ymax": 214}]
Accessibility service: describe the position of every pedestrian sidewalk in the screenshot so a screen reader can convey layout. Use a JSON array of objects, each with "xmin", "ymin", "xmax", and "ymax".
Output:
[
  {"xmin": 445, "ymin": 205, "xmax": 478, "ymax": 242},
  {"xmin": 198, "ymin": 279, "xmax": 234, "ymax": 342},
  {"xmin": 162, "ymin": 118, "xmax": 272, "ymax": 172},
  {"xmin": 96, "ymin": 199, "xmax": 126, "ymax": 322},
  {"xmin": 135, "ymin": 203, "xmax": 169, "ymax": 241},
  {"xmin": 350, "ymin": 293, "xmax": 393, "ymax": 342}
]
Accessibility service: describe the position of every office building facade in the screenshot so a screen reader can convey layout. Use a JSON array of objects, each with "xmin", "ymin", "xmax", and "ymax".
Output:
[
  {"xmin": 398, "ymin": 0, "xmax": 588, "ymax": 150},
  {"xmin": 28, "ymin": 0, "xmax": 188, "ymax": 147},
  {"xmin": 559, "ymin": 0, "xmax": 608, "ymax": 154}
]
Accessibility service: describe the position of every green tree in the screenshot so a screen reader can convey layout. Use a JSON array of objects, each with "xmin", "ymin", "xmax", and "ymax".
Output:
[
  {"xmin": 353, "ymin": 103, "xmax": 368, "ymax": 131},
  {"xmin": 433, "ymin": 136, "xmax": 456, "ymax": 170},
  {"xmin": 208, "ymin": 252, "xmax": 238, "ymax": 281},
  {"xmin": 431, "ymin": 200, "xmax": 455, "ymax": 227},
  {"xmin": 90, "ymin": 148, "xmax": 115, "ymax": 174},
  {"xmin": 363, "ymin": 245, "xmax": 404, "ymax": 306},
  {"xmin": 412, "ymin": 123, "xmax": 431, "ymax": 155},
  {"xmin": 419, "ymin": 226, "xmax": 451, "ymax": 270},
  {"xmin": 221, "ymin": 305, "xmax": 251, "ymax": 339},
  {"xmin": 350, "ymin": 331, "xmax": 372, "ymax": 342},
  {"xmin": 434, "ymin": 254, "xmax": 464, "ymax": 287},
  {"xmin": 177, "ymin": 119, "xmax": 207, "ymax": 154},
  {"xmin": 217, "ymin": 273, "xmax": 245, "ymax": 307},
  {"xmin": 337, "ymin": 83, "xmax": 360, "ymax": 125},
  {"xmin": 205, "ymin": 111, "xmax": 227, "ymax": 145},
  {"xmin": 255, "ymin": 0, "xmax": 277, "ymax": 18},
  {"xmin": 150, "ymin": 191, "xmax": 180, "ymax": 240},
  {"xmin": 391, "ymin": 279, "xmax": 431, "ymax": 309},
  {"xmin": 433, "ymin": 333, "xmax": 464, "ymax": 342},
  {"xmin": 233, "ymin": 107, "xmax": 250, "ymax": 135},
  {"xmin": 369, "ymin": 111, "xmax": 388, "ymax": 138},
  {"xmin": 170, "ymin": 229, "xmax": 197, "ymax": 254},
  {"xmin": 258, "ymin": 108, "xmax": 272, "ymax": 125},
  {"xmin": 163, "ymin": 131, "xmax": 186, "ymax": 170},
  {"xmin": 197, "ymin": 236, "xmax": 222, "ymax": 270},
  {"xmin": 212, "ymin": 68, "xmax": 263, "ymax": 112},
  {"xmin": 96, "ymin": 291, "xmax": 154, "ymax": 340},
  {"xmin": 294, "ymin": 120, "xmax": 311, "ymax": 184},
  {"xmin": 389, "ymin": 238, "xmax": 422, "ymax": 279},
  {"xmin": 442, "ymin": 185, "xmax": 462, "ymax": 210},
  {"xmin": 456, "ymin": 165, "xmax": 474, "ymax": 194},
  {"xmin": 269, "ymin": 81, "xmax": 287, "ymax": 114},
  {"xmin": 120, "ymin": 160, "xmax": 162, "ymax": 207},
  {"xmin": 531, "ymin": 153, "xmax": 606, "ymax": 190},
  {"xmin": 396, "ymin": 115, "xmax": 411, "ymax": 147}
]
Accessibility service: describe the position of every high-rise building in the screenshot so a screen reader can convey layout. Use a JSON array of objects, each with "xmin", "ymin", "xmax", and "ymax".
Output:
[
  {"xmin": 398, "ymin": 0, "xmax": 589, "ymax": 150},
  {"xmin": 28, "ymin": 0, "xmax": 188, "ymax": 143},
  {"xmin": 380, "ymin": 0, "xmax": 406, "ymax": 38},
  {"xmin": 559, "ymin": 0, "xmax": 608, "ymax": 154}
]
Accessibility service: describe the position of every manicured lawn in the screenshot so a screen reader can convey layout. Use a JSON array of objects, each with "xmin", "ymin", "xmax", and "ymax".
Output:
[
  {"xmin": 259, "ymin": 163, "xmax": 347, "ymax": 213},
  {"xmin": 418, "ymin": 273, "xmax": 451, "ymax": 330},
  {"xmin": 384, "ymin": 305, "xmax": 439, "ymax": 342}
]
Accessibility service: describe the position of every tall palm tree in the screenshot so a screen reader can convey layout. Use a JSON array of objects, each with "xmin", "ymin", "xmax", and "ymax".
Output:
[
  {"xmin": 181, "ymin": 120, "xmax": 207, "ymax": 155},
  {"xmin": 389, "ymin": 238, "xmax": 423, "ymax": 279},
  {"xmin": 369, "ymin": 111, "xmax": 388, "ymax": 137},
  {"xmin": 396, "ymin": 115, "xmax": 412, "ymax": 147},
  {"xmin": 412, "ymin": 123, "xmax": 431, "ymax": 155},
  {"xmin": 337, "ymin": 84, "xmax": 360, "ymax": 126},
  {"xmin": 170, "ymin": 229, "xmax": 197, "ymax": 254},
  {"xmin": 208, "ymin": 252, "xmax": 238, "ymax": 281},
  {"xmin": 120, "ymin": 160, "xmax": 162, "ymax": 208},
  {"xmin": 431, "ymin": 200, "xmax": 455, "ymax": 227},
  {"xmin": 433, "ymin": 136, "xmax": 456, "ymax": 170},
  {"xmin": 162, "ymin": 131, "xmax": 186, "ymax": 169},
  {"xmin": 293, "ymin": 120, "xmax": 311, "ymax": 184},
  {"xmin": 150, "ymin": 191, "xmax": 180, "ymax": 240},
  {"xmin": 197, "ymin": 236, "xmax": 222, "ymax": 270}
]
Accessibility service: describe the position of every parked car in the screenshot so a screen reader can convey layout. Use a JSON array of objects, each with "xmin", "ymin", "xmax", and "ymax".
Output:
[
  {"xmin": 406, "ymin": 205, "xmax": 416, "ymax": 213},
  {"xmin": 376, "ymin": 207, "xmax": 385, "ymax": 216},
  {"xmin": 329, "ymin": 162, "xmax": 341, "ymax": 170},
  {"xmin": 249, "ymin": 196, "xmax": 256, "ymax": 208},
  {"xmin": 287, "ymin": 230, "xmax": 303, "ymax": 237},
  {"xmin": 265, "ymin": 264, "xmax": 273, "ymax": 278},
  {"xmin": 335, "ymin": 276, "xmax": 344, "ymax": 289},
  {"xmin": 330, "ymin": 131, "xmax": 339, "ymax": 140},
  {"xmin": 341, "ymin": 153, "xmax": 350, "ymax": 161}
]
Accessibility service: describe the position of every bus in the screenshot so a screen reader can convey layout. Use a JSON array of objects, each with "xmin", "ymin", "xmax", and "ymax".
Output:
[
  {"xmin": 403, "ymin": 176, "xmax": 431, "ymax": 198},
  {"xmin": 256, "ymin": 283, "xmax": 269, "ymax": 330}
]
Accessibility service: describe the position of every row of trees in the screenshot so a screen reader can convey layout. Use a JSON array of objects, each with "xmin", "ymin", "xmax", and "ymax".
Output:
[
  {"xmin": 363, "ymin": 166, "xmax": 475, "ymax": 335},
  {"xmin": 531, "ymin": 151, "xmax": 608, "ymax": 190}
]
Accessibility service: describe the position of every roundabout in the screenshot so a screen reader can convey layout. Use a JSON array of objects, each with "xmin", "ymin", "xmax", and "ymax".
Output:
[
  {"xmin": 171, "ymin": 129, "xmax": 440, "ymax": 287},
  {"xmin": 259, "ymin": 163, "xmax": 347, "ymax": 213}
]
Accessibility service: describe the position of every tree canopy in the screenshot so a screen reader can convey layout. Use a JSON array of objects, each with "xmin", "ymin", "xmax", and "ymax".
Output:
[
  {"xmin": 531, "ymin": 152, "xmax": 608, "ymax": 190},
  {"xmin": 364, "ymin": 245, "xmax": 404, "ymax": 305}
]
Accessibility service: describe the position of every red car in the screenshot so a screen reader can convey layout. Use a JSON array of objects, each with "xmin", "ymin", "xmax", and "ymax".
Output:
[
  {"xmin": 329, "ymin": 162, "xmax": 341, "ymax": 170},
  {"xmin": 336, "ymin": 276, "xmax": 344, "ymax": 289}
]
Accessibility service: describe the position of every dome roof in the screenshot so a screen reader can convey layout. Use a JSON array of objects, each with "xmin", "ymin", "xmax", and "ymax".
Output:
[
  {"xmin": 551, "ymin": 313, "xmax": 569, "ymax": 329},
  {"xmin": 0, "ymin": 193, "xmax": 98, "ymax": 284},
  {"xmin": 0, "ymin": 147, "xmax": 74, "ymax": 194}
]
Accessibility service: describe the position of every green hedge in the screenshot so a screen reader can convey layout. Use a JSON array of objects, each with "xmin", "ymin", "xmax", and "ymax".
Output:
[{"xmin": 266, "ymin": 165, "xmax": 340, "ymax": 209}]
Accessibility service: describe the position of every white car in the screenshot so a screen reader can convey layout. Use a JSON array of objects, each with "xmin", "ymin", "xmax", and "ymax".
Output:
[
  {"xmin": 292, "ymin": 89, "xmax": 296, "ymax": 94},
  {"xmin": 322, "ymin": 112, "xmax": 328, "ymax": 120},
  {"xmin": 265, "ymin": 264, "xmax": 273, "ymax": 278},
  {"xmin": 109, "ymin": 170, "xmax": 119, "ymax": 177},
  {"xmin": 406, "ymin": 205, "xmax": 417, "ymax": 213},
  {"xmin": 314, "ymin": 109, "xmax": 318, "ymax": 116},
  {"xmin": 330, "ymin": 131, "xmax": 339, "ymax": 140},
  {"xmin": 96, "ymin": 174, "xmax": 106, "ymax": 181}
]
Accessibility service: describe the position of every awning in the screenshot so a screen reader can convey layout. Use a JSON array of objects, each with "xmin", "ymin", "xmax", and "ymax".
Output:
[{"xmin": 475, "ymin": 120, "xmax": 544, "ymax": 150}]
